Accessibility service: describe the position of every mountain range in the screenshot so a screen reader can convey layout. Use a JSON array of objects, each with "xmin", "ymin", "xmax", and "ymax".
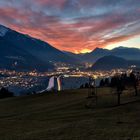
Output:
[
  {"xmin": 65, "ymin": 46, "xmax": 140, "ymax": 63},
  {"xmin": 0, "ymin": 24, "xmax": 140, "ymax": 71},
  {"xmin": 0, "ymin": 24, "xmax": 79, "ymax": 71}
]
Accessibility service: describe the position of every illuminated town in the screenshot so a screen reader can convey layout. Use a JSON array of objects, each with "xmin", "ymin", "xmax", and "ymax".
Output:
[{"xmin": 0, "ymin": 64, "xmax": 135, "ymax": 96}]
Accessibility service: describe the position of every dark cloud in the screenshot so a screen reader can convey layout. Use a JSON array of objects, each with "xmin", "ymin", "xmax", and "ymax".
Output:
[{"xmin": 0, "ymin": 0, "xmax": 140, "ymax": 52}]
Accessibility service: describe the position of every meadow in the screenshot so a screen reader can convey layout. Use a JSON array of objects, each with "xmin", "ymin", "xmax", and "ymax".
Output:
[{"xmin": 0, "ymin": 88, "xmax": 140, "ymax": 140}]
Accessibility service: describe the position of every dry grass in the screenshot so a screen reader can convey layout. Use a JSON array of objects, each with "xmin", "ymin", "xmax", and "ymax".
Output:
[{"xmin": 0, "ymin": 88, "xmax": 140, "ymax": 140}]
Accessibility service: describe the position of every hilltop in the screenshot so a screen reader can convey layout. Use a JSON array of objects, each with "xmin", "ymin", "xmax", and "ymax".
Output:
[
  {"xmin": 0, "ymin": 88, "xmax": 140, "ymax": 139},
  {"xmin": 91, "ymin": 55, "xmax": 128, "ymax": 70}
]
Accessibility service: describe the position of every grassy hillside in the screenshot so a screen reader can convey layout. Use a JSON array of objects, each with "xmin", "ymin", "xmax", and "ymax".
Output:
[{"xmin": 0, "ymin": 88, "xmax": 140, "ymax": 140}]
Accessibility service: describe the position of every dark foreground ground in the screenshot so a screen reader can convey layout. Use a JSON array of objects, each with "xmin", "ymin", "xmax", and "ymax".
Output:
[{"xmin": 0, "ymin": 88, "xmax": 140, "ymax": 140}]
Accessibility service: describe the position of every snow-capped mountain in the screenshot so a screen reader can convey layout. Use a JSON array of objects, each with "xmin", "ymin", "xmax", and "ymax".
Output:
[
  {"xmin": 0, "ymin": 25, "xmax": 8, "ymax": 37},
  {"xmin": 0, "ymin": 24, "xmax": 79, "ymax": 71}
]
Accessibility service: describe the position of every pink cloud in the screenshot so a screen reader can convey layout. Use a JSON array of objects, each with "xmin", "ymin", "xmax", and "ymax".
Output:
[{"xmin": 0, "ymin": 1, "xmax": 140, "ymax": 53}]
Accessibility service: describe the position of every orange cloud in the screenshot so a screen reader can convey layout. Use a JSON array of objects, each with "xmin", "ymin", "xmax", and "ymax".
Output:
[{"xmin": 0, "ymin": 0, "xmax": 140, "ymax": 53}]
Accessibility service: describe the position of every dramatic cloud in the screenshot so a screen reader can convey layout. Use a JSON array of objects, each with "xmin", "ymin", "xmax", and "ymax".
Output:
[{"xmin": 0, "ymin": 0, "xmax": 140, "ymax": 53}]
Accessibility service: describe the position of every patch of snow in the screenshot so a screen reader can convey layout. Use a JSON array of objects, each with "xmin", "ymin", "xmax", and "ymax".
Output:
[{"xmin": 0, "ymin": 26, "xmax": 8, "ymax": 37}]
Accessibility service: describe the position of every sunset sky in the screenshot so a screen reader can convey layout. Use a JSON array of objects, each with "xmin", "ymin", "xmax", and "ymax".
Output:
[{"xmin": 0, "ymin": 0, "xmax": 140, "ymax": 53}]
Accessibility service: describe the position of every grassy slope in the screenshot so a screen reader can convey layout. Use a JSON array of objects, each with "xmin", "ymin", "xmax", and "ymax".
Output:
[{"xmin": 0, "ymin": 88, "xmax": 140, "ymax": 140}]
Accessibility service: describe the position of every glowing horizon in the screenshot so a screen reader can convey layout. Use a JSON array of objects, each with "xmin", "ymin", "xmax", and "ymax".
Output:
[{"xmin": 0, "ymin": 0, "xmax": 140, "ymax": 53}]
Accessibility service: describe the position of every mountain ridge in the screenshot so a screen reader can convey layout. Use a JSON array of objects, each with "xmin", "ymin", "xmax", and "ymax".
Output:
[
  {"xmin": 65, "ymin": 46, "xmax": 140, "ymax": 63},
  {"xmin": 0, "ymin": 24, "xmax": 80, "ymax": 71},
  {"xmin": 1, "ymin": 24, "xmax": 140, "ymax": 71}
]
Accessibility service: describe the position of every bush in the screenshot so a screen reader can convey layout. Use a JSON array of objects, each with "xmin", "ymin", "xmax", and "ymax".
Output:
[{"xmin": 0, "ymin": 87, "xmax": 14, "ymax": 99}]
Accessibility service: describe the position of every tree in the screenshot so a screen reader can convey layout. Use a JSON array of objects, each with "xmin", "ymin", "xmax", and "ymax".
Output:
[
  {"xmin": 116, "ymin": 77, "xmax": 124, "ymax": 105},
  {"xmin": 104, "ymin": 78, "xmax": 110, "ymax": 86},
  {"xmin": 0, "ymin": 87, "xmax": 14, "ymax": 99},
  {"xmin": 80, "ymin": 84, "xmax": 84, "ymax": 89},
  {"xmin": 110, "ymin": 77, "xmax": 115, "ymax": 87},
  {"xmin": 85, "ymin": 83, "xmax": 89, "ymax": 88},
  {"xmin": 99, "ymin": 79, "xmax": 105, "ymax": 87},
  {"xmin": 110, "ymin": 75, "xmax": 125, "ymax": 105},
  {"xmin": 130, "ymin": 72, "xmax": 138, "ymax": 96},
  {"xmin": 110, "ymin": 72, "xmax": 139, "ymax": 105}
]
